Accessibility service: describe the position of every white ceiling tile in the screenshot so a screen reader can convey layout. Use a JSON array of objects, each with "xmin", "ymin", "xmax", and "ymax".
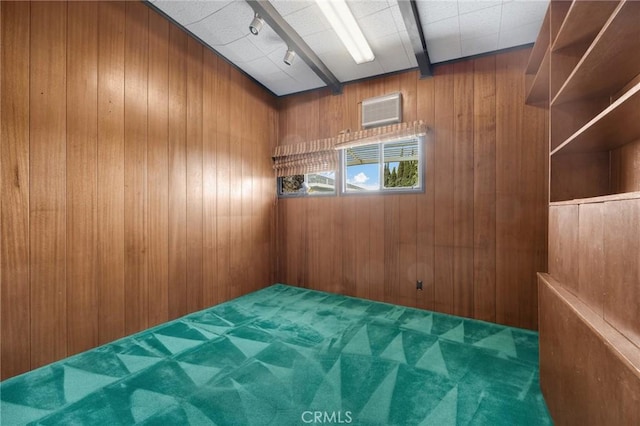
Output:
[
  {"xmin": 423, "ymin": 15, "xmax": 460, "ymax": 40},
  {"xmin": 426, "ymin": 37, "xmax": 462, "ymax": 62},
  {"xmin": 360, "ymin": 9, "xmax": 401, "ymax": 41},
  {"xmin": 285, "ymin": 4, "xmax": 330, "ymax": 36},
  {"xmin": 371, "ymin": 33, "xmax": 414, "ymax": 73},
  {"xmin": 348, "ymin": 0, "xmax": 390, "ymax": 19},
  {"xmin": 153, "ymin": 1, "xmax": 231, "ymax": 26},
  {"xmin": 423, "ymin": 15, "xmax": 462, "ymax": 62},
  {"xmin": 458, "ymin": 4, "xmax": 503, "ymax": 40},
  {"xmin": 304, "ymin": 30, "xmax": 343, "ymax": 55},
  {"xmin": 238, "ymin": 56, "xmax": 282, "ymax": 77},
  {"xmin": 270, "ymin": 0, "xmax": 312, "ymax": 17},
  {"xmin": 416, "ymin": 1, "xmax": 459, "ymax": 24},
  {"xmin": 498, "ymin": 19, "xmax": 543, "ymax": 49},
  {"xmin": 220, "ymin": 37, "xmax": 264, "ymax": 63},
  {"xmin": 461, "ymin": 32, "xmax": 499, "ymax": 56},
  {"xmin": 293, "ymin": 71, "xmax": 326, "ymax": 89},
  {"xmin": 268, "ymin": 79, "xmax": 309, "ymax": 96},
  {"xmin": 457, "ymin": 0, "xmax": 501, "ymax": 16},
  {"xmin": 187, "ymin": 1, "xmax": 253, "ymax": 45}
]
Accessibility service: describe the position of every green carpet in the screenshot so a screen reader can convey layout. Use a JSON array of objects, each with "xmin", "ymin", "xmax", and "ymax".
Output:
[{"xmin": 1, "ymin": 284, "xmax": 551, "ymax": 425}]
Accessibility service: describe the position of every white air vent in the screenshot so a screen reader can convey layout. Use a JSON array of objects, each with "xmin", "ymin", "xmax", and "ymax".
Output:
[{"xmin": 361, "ymin": 92, "xmax": 402, "ymax": 129}]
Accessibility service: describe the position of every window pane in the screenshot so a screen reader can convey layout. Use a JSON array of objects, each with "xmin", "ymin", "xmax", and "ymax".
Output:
[
  {"xmin": 280, "ymin": 175, "xmax": 305, "ymax": 194},
  {"xmin": 307, "ymin": 171, "xmax": 335, "ymax": 193},
  {"xmin": 345, "ymin": 145, "xmax": 380, "ymax": 191},
  {"xmin": 383, "ymin": 139, "xmax": 420, "ymax": 189}
]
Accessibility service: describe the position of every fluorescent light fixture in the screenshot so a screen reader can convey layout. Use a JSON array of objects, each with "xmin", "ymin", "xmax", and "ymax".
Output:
[{"xmin": 316, "ymin": 0, "xmax": 375, "ymax": 64}]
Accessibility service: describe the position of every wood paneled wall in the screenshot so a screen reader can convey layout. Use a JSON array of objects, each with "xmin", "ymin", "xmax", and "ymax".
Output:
[
  {"xmin": 277, "ymin": 49, "xmax": 548, "ymax": 330},
  {"xmin": 0, "ymin": 1, "xmax": 277, "ymax": 379}
]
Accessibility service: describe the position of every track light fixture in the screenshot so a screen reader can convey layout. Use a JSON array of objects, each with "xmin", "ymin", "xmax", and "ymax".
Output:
[
  {"xmin": 283, "ymin": 48, "xmax": 296, "ymax": 66},
  {"xmin": 249, "ymin": 13, "xmax": 264, "ymax": 36}
]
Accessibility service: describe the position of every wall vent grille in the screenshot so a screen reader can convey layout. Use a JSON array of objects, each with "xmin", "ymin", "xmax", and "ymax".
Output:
[{"xmin": 361, "ymin": 92, "xmax": 402, "ymax": 128}]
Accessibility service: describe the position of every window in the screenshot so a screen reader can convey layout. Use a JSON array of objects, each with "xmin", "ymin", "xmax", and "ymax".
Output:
[
  {"xmin": 278, "ymin": 171, "xmax": 336, "ymax": 197},
  {"xmin": 341, "ymin": 137, "xmax": 423, "ymax": 194}
]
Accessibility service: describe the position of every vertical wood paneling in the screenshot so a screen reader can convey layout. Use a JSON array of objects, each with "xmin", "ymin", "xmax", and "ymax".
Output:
[
  {"xmin": 433, "ymin": 64, "xmax": 455, "ymax": 315},
  {"xmin": 383, "ymin": 193, "xmax": 401, "ymax": 305},
  {"xmin": 604, "ymin": 199, "xmax": 640, "ymax": 347},
  {"xmin": 66, "ymin": 0, "xmax": 98, "ymax": 355},
  {"xmin": 306, "ymin": 197, "xmax": 323, "ymax": 291},
  {"xmin": 548, "ymin": 205, "xmax": 579, "ymax": 291},
  {"xmin": 398, "ymin": 194, "xmax": 417, "ymax": 307},
  {"xmin": 453, "ymin": 60, "xmax": 475, "ymax": 318},
  {"xmin": 216, "ymin": 60, "xmax": 231, "ymax": 303},
  {"xmin": 578, "ymin": 203, "xmax": 605, "ymax": 316},
  {"xmin": 354, "ymin": 196, "xmax": 371, "ymax": 300},
  {"xmin": 147, "ymin": 9, "xmax": 169, "ymax": 327},
  {"xmin": 1, "ymin": 0, "xmax": 31, "ymax": 378},
  {"xmin": 123, "ymin": 2, "xmax": 149, "ymax": 333},
  {"xmin": 29, "ymin": 0, "xmax": 68, "ymax": 368},
  {"xmin": 1, "ymin": 2, "xmax": 277, "ymax": 379},
  {"xmin": 341, "ymin": 197, "xmax": 357, "ymax": 296},
  {"xmin": 495, "ymin": 51, "xmax": 523, "ymax": 326},
  {"xmin": 167, "ymin": 24, "xmax": 187, "ymax": 319},
  {"xmin": 276, "ymin": 48, "xmax": 547, "ymax": 330},
  {"xmin": 97, "ymin": 1, "xmax": 125, "ymax": 344},
  {"xmin": 369, "ymin": 198, "xmax": 385, "ymax": 303},
  {"xmin": 473, "ymin": 55, "xmax": 497, "ymax": 322},
  {"xmin": 202, "ymin": 50, "xmax": 218, "ymax": 306},
  {"xmin": 255, "ymin": 92, "xmax": 274, "ymax": 293},
  {"xmin": 186, "ymin": 38, "xmax": 204, "ymax": 312},
  {"xmin": 228, "ymin": 71, "xmax": 243, "ymax": 298},
  {"xmin": 240, "ymin": 76, "xmax": 254, "ymax": 295},
  {"xmin": 416, "ymin": 75, "xmax": 436, "ymax": 311}
]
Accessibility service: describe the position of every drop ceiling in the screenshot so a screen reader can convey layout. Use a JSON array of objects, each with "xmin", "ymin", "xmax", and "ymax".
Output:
[{"xmin": 149, "ymin": 0, "xmax": 548, "ymax": 96}]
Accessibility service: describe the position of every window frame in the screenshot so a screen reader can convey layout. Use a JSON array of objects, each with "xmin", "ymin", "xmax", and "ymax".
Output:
[{"xmin": 339, "ymin": 135, "xmax": 425, "ymax": 196}]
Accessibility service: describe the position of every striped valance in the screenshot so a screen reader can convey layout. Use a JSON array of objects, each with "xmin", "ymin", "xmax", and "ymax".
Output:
[
  {"xmin": 333, "ymin": 120, "xmax": 429, "ymax": 150},
  {"xmin": 272, "ymin": 138, "xmax": 338, "ymax": 177},
  {"xmin": 272, "ymin": 121, "xmax": 429, "ymax": 177}
]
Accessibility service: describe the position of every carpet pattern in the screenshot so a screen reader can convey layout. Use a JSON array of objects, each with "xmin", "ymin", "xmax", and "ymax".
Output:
[{"xmin": 1, "ymin": 284, "xmax": 551, "ymax": 425}]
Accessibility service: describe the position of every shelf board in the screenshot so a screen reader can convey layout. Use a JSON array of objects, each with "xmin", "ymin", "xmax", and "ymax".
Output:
[
  {"xmin": 551, "ymin": 81, "xmax": 640, "ymax": 156},
  {"xmin": 525, "ymin": 6, "xmax": 550, "ymax": 75},
  {"xmin": 551, "ymin": 0, "xmax": 620, "ymax": 52},
  {"xmin": 549, "ymin": 190, "xmax": 640, "ymax": 206},
  {"xmin": 551, "ymin": 0, "xmax": 640, "ymax": 106},
  {"xmin": 525, "ymin": 47, "xmax": 550, "ymax": 106}
]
